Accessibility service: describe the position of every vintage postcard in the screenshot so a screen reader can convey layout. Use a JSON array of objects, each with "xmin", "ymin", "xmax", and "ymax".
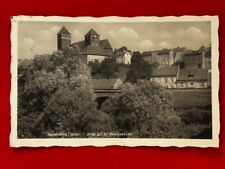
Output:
[{"xmin": 10, "ymin": 16, "xmax": 219, "ymax": 147}]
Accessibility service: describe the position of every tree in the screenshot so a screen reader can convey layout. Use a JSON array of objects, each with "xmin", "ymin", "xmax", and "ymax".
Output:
[
  {"xmin": 61, "ymin": 47, "xmax": 89, "ymax": 78},
  {"xmin": 32, "ymin": 54, "xmax": 53, "ymax": 72},
  {"xmin": 172, "ymin": 60, "xmax": 185, "ymax": 69},
  {"xmin": 89, "ymin": 58, "xmax": 128, "ymax": 79},
  {"xmin": 35, "ymin": 75, "xmax": 113, "ymax": 137},
  {"xmin": 102, "ymin": 80, "xmax": 181, "ymax": 138},
  {"xmin": 100, "ymin": 58, "xmax": 118, "ymax": 78},
  {"xmin": 126, "ymin": 52, "xmax": 159, "ymax": 83},
  {"xmin": 18, "ymin": 68, "xmax": 67, "ymax": 137},
  {"xmin": 88, "ymin": 60, "xmax": 102, "ymax": 78},
  {"xmin": 17, "ymin": 47, "xmax": 112, "ymax": 138},
  {"xmin": 42, "ymin": 76, "xmax": 96, "ymax": 134}
]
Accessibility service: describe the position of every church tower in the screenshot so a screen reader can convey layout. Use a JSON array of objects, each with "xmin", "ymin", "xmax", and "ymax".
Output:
[
  {"xmin": 57, "ymin": 26, "xmax": 71, "ymax": 50},
  {"xmin": 85, "ymin": 29, "xmax": 100, "ymax": 47}
]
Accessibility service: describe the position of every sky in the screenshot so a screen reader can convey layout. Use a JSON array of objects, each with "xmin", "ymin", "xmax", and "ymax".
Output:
[{"xmin": 18, "ymin": 21, "xmax": 211, "ymax": 59}]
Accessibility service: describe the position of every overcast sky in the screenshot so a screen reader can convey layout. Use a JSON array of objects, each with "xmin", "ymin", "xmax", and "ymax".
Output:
[{"xmin": 18, "ymin": 21, "xmax": 211, "ymax": 59}]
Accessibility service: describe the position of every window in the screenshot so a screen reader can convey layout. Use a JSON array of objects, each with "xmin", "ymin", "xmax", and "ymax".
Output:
[
  {"xmin": 188, "ymin": 73, "xmax": 194, "ymax": 77},
  {"xmin": 165, "ymin": 78, "xmax": 168, "ymax": 83},
  {"xmin": 200, "ymin": 83, "xmax": 205, "ymax": 87}
]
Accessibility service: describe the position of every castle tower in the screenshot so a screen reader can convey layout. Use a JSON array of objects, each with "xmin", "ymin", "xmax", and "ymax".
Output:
[
  {"xmin": 57, "ymin": 26, "xmax": 71, "ymax": 50},
  {"xmin": 85, "ymin": 29, "xmax": 100, "ymax": 47}
]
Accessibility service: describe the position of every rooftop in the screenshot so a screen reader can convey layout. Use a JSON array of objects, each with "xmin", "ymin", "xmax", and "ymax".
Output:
[
  {"xmin": 91, "ymin": 78, "xmax": 122, "ymax": 90},
  {"xmin": 81, "ymin": 45, "xmax": 109, "ymax": 56},
  {"xmin": 184, "ymin": 51, "xmax": 202, "ymax": 57},
  {"xmin": 58, "ymin": 26, "xmax": 71, "ymax": 35},
  {"xmin": 85, "ymin": 29, "xmax": 99, "ymax": 36},
  {"xmin": 151, "ymin": 66, "xmax": 179, "ymax": 77},
  {"xmin": 71, "ymin": 39, "xmax": 113, "ymax": 56},
  {"xmin": 142, "ymin": 51, "xmax": 152, "ymax": 56},
  {"xmin": 100, "ymin": 39, "xmax": 112, "ymax": 50},
  {"xmin": 177, "ymin": 69, "xmax": 208, "ymax": 81}
]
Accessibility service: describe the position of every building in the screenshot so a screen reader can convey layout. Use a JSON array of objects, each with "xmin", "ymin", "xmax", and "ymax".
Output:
[
  {"xmin": 142, "ymin": 49, "xmax": 175, "ymax": 66},
  {"xmin": 198, "ymin": 46, "xmax": 211, "ymax": 70},
  {"xmin": 142, "ymin": 51, "xmax": 153, "ymax": 63},
  {"xmin": 114, "ymin": 48, "xmax": 132, "ymax": 64},
  {"xmin": 150, "ymin": 66, "xmax": 179, "ymax": 88},
  {"xmin": 176, "ymin": 69, "xmax": 208, "ymax": 89},
  {"xmin": 57, "ymin": 26, "xmax": 71, "ymax": 51},
  {"xmin": 57, "ymin": 27, "xmax": 113, "ymax": 63},
  {"xmin": 91, "ymin": 78, "xmax": 122, "ymax": 109},
  {"xmin": 172, "ymin": 47, "xmax": 187, "ymax": 63},
  {"xmin": 183, "ymin": 51, "xmax": 205, "ymax": 69}
]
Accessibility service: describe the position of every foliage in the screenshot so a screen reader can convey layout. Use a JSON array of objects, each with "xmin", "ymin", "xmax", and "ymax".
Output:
[
  {"xmin": 89, "ymin": 58, "xmax": 129, "ymax": 80},
  {"xmin": 179, "ymin": 123, "xmax": 211, "ymax": 139},
  {"xmin": 172, "ymin": 90, "xmax": 211, "ymax": 109},
  {"xmin": 179, "ymin": 108, "xmax": 211, "ymax": 125},
  {"xmin": 102, "ymin": 80, "xmax": 181, "ymax": 138},
  {"xmin": 18, "ymin": 69, "xmax": 67, "ymax": 137},
  {"xmin": 37, "ymin": 76, "xmax": 113, "ymax": 137},
  {"xmin": 17, "ymin": 47, "xmax": 101, "ymax": 138},
  {"xmin": 172, "ymin": 60, "xmax": 185, "ymax": 69},
  {"xmin": 126, "ymin": 51, "xmax": 159, "ymax": 83},
  {"xmin": 171, "ymin": 89, "xmax": 212, "ymax": 138},
  {"xmin": 18, "ymin": 46, "xmax": 208, "ymax": 139}
]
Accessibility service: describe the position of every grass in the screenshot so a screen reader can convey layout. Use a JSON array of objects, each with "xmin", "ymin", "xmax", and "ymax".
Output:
[
  {"xmin": 170, "ymin": 89, "xmax": 211, "ymax": 109},
  {"xmin": 170, "ymin": 89, "xmax": 212, "ymax": 138}
]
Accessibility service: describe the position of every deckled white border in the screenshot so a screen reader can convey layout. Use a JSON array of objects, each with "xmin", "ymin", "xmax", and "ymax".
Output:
[{"xmin": 10, "ymin": 16, "xmax": 220, "ymax": 147}]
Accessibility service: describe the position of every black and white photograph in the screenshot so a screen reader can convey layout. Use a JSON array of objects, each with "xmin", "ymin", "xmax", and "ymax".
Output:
[{"xmin": 10, "ymin": 16, "xmax": 219, "ymax": 147}]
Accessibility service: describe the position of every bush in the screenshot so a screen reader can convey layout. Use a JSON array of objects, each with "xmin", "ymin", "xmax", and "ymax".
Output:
[{"xmin": 102, "ymin": 80, "xmax": 182, "ymax": 138}]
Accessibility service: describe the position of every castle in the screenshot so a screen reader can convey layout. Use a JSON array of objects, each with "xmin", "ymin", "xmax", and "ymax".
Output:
[
  {"xmin": 57, "ymin": 26, "xmax": 113, "ymax": 63},
  {"xmin": 57, "ymin": 26, "xmax": 211, "ymax": 89}
]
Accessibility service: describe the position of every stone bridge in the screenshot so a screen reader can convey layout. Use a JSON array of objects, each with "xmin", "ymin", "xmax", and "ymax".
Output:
[
  {"xmin": 92, "ymin": 78, "xmax": 122, "ymax": 109},
  {"xmin": 94, "ymin": 89, "xmax": 122, "ymax": 109},
  {"xmin": 94, "ymin": 89, "xmax": 122, "ymax": 98}
]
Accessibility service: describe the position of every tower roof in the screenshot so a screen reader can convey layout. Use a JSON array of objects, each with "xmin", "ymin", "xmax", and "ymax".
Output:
[
  {"xmin": 58, "ymin": 26, "xmax": 71, "ymax": 35},
  {"xmin": 100, "ymin": 39, "xmax": 112, "ymax": 50},
  {"xmin": 85, "ymin": 29, "xmax": 99, "ymax": 36}
]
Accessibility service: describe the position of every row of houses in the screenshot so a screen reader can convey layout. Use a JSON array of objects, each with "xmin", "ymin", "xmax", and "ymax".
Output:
[
  {"xmin": 142, "ymin": 46, "xmax": 211, "ymax": 70},
  {"xmin": 142, "ymin": 46, "xmax": 211, "ymax": 89},
  {"xmin": 142, "ymin": 50, "xmax": 175, "ymax": 66},
  {"xmin": 150, "ymin": 66, "xmax": 209, "ymax": 89},
  {"xmin": 91, "ymin": 66, "xmax": 209, "ymax": 92}
]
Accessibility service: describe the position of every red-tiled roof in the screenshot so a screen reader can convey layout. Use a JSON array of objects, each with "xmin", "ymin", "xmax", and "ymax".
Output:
[
  {"xmin": 151, "ymin": 66, "xmax": 179, "ymax": 77},
  {"xmin": 177, "ymin": 69, "xmax": 208, "ymax": 81},
  {"xmin": 58, "ymin": 26, "xmax": 71, "ymax": 35}
]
